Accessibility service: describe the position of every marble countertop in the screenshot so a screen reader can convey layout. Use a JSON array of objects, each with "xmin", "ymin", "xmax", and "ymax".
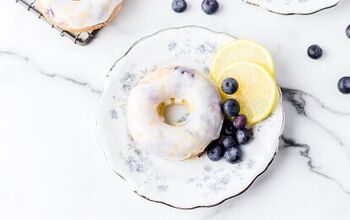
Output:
[{"xmin": 1, "ymin": 0, "xmax": 350, "ymax": 219}]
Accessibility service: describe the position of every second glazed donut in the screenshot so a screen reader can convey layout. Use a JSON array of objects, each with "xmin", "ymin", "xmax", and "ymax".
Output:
[{"xmin": 35, "ymin": 0, "xmax": 123, "ymax": 32}]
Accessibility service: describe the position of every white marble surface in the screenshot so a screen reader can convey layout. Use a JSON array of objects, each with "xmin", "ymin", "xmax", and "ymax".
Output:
[{"xmin": 1, "ymin": 0, "xmax": 350, "ymax": 219}]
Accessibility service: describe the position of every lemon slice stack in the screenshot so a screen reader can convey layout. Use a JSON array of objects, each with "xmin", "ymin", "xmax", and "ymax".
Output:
[{"xmin": 210, "ymin": 40, "xmax": 278, "ymax": 124}]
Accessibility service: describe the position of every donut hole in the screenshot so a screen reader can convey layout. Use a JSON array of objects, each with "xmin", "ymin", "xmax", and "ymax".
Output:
[{"xmin": 157, "ymin": 98, "xmax": 191, "ymax": 126}]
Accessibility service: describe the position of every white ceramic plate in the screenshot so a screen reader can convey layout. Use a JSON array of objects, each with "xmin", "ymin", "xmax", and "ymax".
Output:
[
  {"xmin": 243, "ymin": 0, "xmax": 342, "ymax": 15},
  {"xmin": 96, "ymin": 26, "xmax": 285, "ymax": 209}
]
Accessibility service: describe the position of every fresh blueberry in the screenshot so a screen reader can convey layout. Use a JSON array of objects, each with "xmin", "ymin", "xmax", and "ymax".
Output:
[
  {"xmin": 221, "ymin": 136, "xmax": 238, "ymax": 149},
  {"xmin": 206, "ymin": 144, "xmax": 224, "ymax": 161},
  {"xmin": 172, "ymin": 0, "xmax": 187, "ymax": 13},
  {"xmin": 224, "ymin": 147, "xmax": 242, "ymax": 163},
  {"xmin": 221, "ymin": 77, "xmax": 239, "ymax": 95},
  {"xmin": 307, "ymin": 44, "xmax": 323, "ymax": 60},
  {"xmin": 222, "ymin": 120, "xmax": 236, "ymax": 136},
  {"xmin": 236, "ymin": 129, "xmax": 252, "ymax": 145},
  {"xmin": 222, "ymin": 99, "xmax": 240, "ymax": 117},
  {"xmin": 233, "ymin": 114, "xmax": 247, "ymax": 129},
  {"xmin": 201, "ymin": 0, "xmax": 219, "ymax": 15},
  {"xmin": 217, "ymin": 133, "xmax": 226, "ymax": 145},
  {"xmin": 337, "ymin": 76, "xmax": 350, "ymax": 94},
  {"xmin": 346, "ymin": 25, "xmax": 350, "ymax": 39}
]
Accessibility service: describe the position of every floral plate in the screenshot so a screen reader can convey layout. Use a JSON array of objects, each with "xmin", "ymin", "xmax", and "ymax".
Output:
[
  {"xmin": 243, "ymin": 0, "xmax": 342, "ymax": 15},
  {"xmin": 96, "ymin": 26, "xmax": 285, "ymax": 209}
]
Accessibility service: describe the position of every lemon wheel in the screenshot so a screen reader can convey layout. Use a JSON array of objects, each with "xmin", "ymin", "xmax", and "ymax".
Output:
[
  {"xmin": 210, "ymin": 40, "xmax": 275, "ymax": 83},
  {"xmin": 217, "ymin": 61, "xmax": 278, "ymax": 124}
]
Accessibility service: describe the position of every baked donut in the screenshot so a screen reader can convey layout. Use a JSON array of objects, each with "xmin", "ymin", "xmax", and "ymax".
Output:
[
  {"xmin": 127, "ymin": 66, "xmax": 223, "ymax": 161},
  {"xmin": 34, "ymin": 0, "xmax": 123, "ymax": 32}
]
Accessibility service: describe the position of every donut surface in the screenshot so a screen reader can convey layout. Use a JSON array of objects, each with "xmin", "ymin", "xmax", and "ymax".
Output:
[
  {"xmin": 127, "ymin": 66, "xmax": 223, "ymax": 161},
  {"xmin": 35, "ymin": 0, "xmax": 123, "ymax": 32}
]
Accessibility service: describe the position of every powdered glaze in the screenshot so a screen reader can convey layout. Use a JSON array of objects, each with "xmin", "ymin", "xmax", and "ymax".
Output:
[{"xmin": 127, "ymin": 66, "xmax": 223, "ymax": 161}]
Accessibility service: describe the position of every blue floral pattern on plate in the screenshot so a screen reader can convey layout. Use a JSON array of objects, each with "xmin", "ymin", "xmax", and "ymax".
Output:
[{"xmin": 96, "ymin": 26, "xmax": 285, "ymax": 209}]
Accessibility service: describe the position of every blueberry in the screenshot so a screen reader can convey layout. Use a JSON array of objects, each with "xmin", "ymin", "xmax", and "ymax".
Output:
[
  {"xmin": 236, "ymin": 129, "xmax": 252, "ymax": 145},
  {"xmin": 224, "ymin": 147, "xmax": 242, "ymax": 163},
  {"xmin": 346, "ymin": 25, "xmax": 350, "ymax": 39},
  {"xmin": 201, "ymin": 0, "xmax": 219, "ymax": 15},
  {"xmin": 206, "ymin": 144, "xmax": 224, "ymax": 161},
  {"xmin": 222, "ymin": 120, "xmax": 236, "ymax": 136},
  {"xmin": 221, "ymin": 77, "xmax": 239, "ymax": 95},
  {"xmin": 307, "ymin": 44, "xmax": 323, "ymax": 60},
  {"xmin": 221, "ymin": 136, "xmax": 238, "ymax": 149},
  {"xmin": 233, "ymin": 114, "xmax": 247, "ymax": 129},
  {"xmin": 172, "ymin": 0, "xmax": 187, "ymax": 13},
  {"xmin": 222, "ymin": 99, "xmax": 240, "ymax": 117},
  {"xmin": 217, "ymin": 133, "xmax": 226, "ymax": 144},
  {"xmin": 337, "ymin": 76, "xmax": 350, "ymax": 94}
]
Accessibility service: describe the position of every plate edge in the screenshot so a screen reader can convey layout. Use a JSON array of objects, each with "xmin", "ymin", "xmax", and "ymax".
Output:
[
  {"xmin": 241, "ymin": 0, "xmax": 343, "ymax": 15},
  {"xmin": 96, "ymin": 25, "xmax": 285, "ymax": 210}
]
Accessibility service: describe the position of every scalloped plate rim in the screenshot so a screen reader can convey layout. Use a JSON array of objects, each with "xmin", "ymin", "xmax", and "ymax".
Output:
[
  {"xmin": 97, "ymin": 25, "xmax": 285, "ymax": 209},
  {"xmin": 242, "ymin": 0, "xmax": 343, "ymax": 15}
]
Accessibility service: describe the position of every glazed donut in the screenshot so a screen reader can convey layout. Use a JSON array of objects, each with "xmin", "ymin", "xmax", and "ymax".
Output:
[
  {"xmin": 35, "ymin": 0, "xmax": 123, "ymax": 32},
  {"xmin": 127, "ymin": 66, "xmax": 223, "ymax": 161}
]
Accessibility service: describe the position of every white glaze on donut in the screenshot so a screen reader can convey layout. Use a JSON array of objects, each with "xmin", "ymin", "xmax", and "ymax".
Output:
[
  {"xmin": 35, "ymin": 0, "xmax": 123, "ymax": 31},
  {"xmin": 127, "ymin": 66, "xmax": 223, "ymax": 161}
]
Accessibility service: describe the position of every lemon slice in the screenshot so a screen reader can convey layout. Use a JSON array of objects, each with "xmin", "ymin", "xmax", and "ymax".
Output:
[
  {"xmin": 217, "ymin": 61, "xmax": 278, "ymax": 124},
  {"xmin": 210, "ymin": 40, "xmax": 275, "ymax": 82}
]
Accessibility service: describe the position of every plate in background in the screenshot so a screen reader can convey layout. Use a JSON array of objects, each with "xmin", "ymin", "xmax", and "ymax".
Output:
[{"xmin": 243, "ymin": 0, "xmax": 342, "ymax": 15}]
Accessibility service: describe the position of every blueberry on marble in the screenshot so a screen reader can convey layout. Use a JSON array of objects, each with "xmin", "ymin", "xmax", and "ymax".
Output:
[
  {"xmin": 337, "ymin": 76, "xmax": 350, "ymax": 94},
  {"xmin": 346, "ymin": 25, "xmax": 350, "ymax": 39},
  {"xmin": 223, "ymin": 120, "xmax": 236, "ymax": 136},
  {"xmin": 172, "ymin": 0, "xmax": 187, "ymax": 13},
  {"xmin": 236, "ymin": 128, "xmax": 252, "ymax": 145},
  {"xmin": 221, "ymin": 136, "xmax": 238, "ymax": 149},
  {"xmin": 206, "ymin": 144, "xmax": 224, "ymax": 161},
  {"xmin": 233, "ymin": 114, "xmax": 247, "ymax": 130},
  {"xmin": 222, "ymin": 99, "xmax": 240, "ymax": 117},
  {"xmin": 224, "ymin": 147, "xmax": 242, "ymax": 163},
  {"xmin": 221, "ymin": 77, "xmax": 239, "ymax": 95},
  {"xmin": 307, "ymin": 44, "xmax": 323, "ymax": 60},
  {"xmin": 201, "ymin": 0, "xmax": 219, "ymax": 15}
]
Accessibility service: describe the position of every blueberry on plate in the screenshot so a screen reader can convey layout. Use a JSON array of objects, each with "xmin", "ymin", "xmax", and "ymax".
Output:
[
  {"xmin": 307, "ymin": 44, "xmax": 323, "ymax": 60},
  {"xmin": 224, "ymin": 147, "xmax": 242, "ymax": 163},
  {"xmin": 337, "ymin": 76, "xmax": 350, "ymax": 94},
  {"xmin": 223, "ymin": 120, "xmax": 236, "ymax": 136},
  {"xmin": 217, "ymin": 133, "xmax": 226, "ymax": 145},
  {"xmin": 236, "ymin": 128, "xmax": 252, "ymax": 145},
  {"xmin": 172, "ymin": 0, "xmax": 187, "ymax": 13},
  {"xmin": 201, "ymin": 0, "xmax": 219, "ymax": 15},
  {"xmin": 222, "ymin": 99, "xmax": 240, "ymax": 117},
  {"xmin": 220, "ymin": 136, "xmax": 238, "ymax": 149},
  {"xmin": 206, "ymin": 144, "xmax": 224, "ymax": 161},
  {"xmin": 346, "ymin": 25, "xmax": 350, "ymax": 39},
  {"xmin": 221, "ymin": 77, "xmax": 239, "ymax": 95},
  {"xmin": 233, "ymin": 114, "xmax": 247, "ymax": 130}
]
